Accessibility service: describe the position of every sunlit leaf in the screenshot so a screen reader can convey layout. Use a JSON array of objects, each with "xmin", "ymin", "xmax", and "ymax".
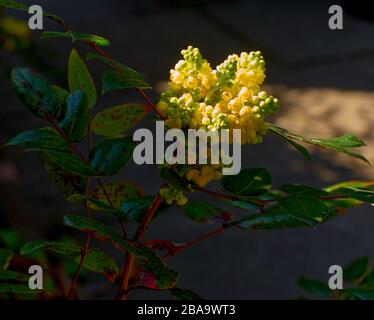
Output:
[
  {"xmin": 280, "ymin": 184, "xmax": 329, "ymax": 198},
  {"xmin": 92, "ymin": 103, "xmax": 148, "ymax": 137},
  {"xmin": 68, "ymin": 49, "xmax": 97, "ymax": 108},
  {"xmin": 42, "ymin": 31, "xmax": 110, "ymax": 47},
  {"xmin": 269, "ymin": 124, "xmax": 369, "ymax": 164}
]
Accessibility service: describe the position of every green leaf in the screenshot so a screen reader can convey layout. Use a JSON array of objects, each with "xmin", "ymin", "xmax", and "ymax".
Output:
[
  {"xmin": 63, "ymin": 215, "xmax": 179, "ymax": 289},
  {"xmin": 221, "ymin": 168, "xmax": 271, "ymax": 196},
  {"xmin": 0, "ymin": 270, "xmax": 29, "ymax": 281},
  {"xmin": 228, "ymin": 211, "xmax": 308, "ymax": 230},
  {"xmin": 298, "ymin": 277, "xmax": 332, "ymax": 297},
  {"xmin": 324, "ymin": 180, "xmax": 374, "ymax": 192},
  {"xmin": 74, "ymin": 248, "xmax": 119, "ymax": 283},
  {"xmin": 60, "ymin": 90, "xmax": 89, "ymax": 142},
  {"xmin": 21, "ymin": 240, "xmax": 82, "ymax": 257},
  {"xmin": 89, "ymin": 182, "xmax": 142, "ymax": 210},
  {"xmin": 170, "ymin": 288, "xmax": 204, "ymax": 300},
  {"xmin": 344, "ymin": 256, "xmax": 369, "ymax": 283},
  {"xmin": 268, "ymin": 124, "xmax": 311, "ymax": 160},
  {"xmin": 0, "ymin": 283, "xmax": 39, "ymax": 294},
  {"xmin": 344, "ymin": 282, "xmax": 374, "ymax": 300},
  {"xmin": 68, "ymin": 49, "xmax": 97, "ymax": 108},
  {"xmin": 5, "ymin": 128, "xmax": 69, "ymax": 152},
  {"xmin": 52, "ymin": 85, "xmax": 69, "ymax": 120},
  {"xmin": 89, "ymin": 137, "xmax": 136, "ymax": 176},
  {"xmin": 159, "ymin": 167, "xmax": 189, "ymax": 192},
  {"xmin": 120, "ymin": 196, "xmax": 169, "ymax": 223},
  {"xmin": 280, "ymin": 184, "xmax": 329, "ymax": 198},
  {"xmin": 21, "ymin": 240, "xmax": 119, "ymax": 283},
  {"xmin": 67, "ymin": 194, "xmax": 121, "ymax": 214},
  {"xmin": 86, "ymin": 53, "xmax": 137, "ymax": 73},
  {"xmin": 92, "ymin": 103, "xmax": 148, "ymax": 137},
  {"xmin": 0, "ymin": 249, "xmax": 13, "ymax": 270},
  {"xmin": 278, "ymin": 196, "xmax": 329, "ymax": 225},
  {"xmin": 183, "ymin": 201, "xmax": 223, "ymax": 223},
  {"xmin": 102, "ymin": 70, "xmax": 151, "ymax": 95},
  {"xmin": 43, "ymin": 150, "xmax": 97, "ymax": 177},
  {"xmin": 121, "ymin": 196, "xmax": 154, "ymax": 223},
  {"xmin": 229, "ymin": 205, "xmax": 336, "ymax": 230},
  {"xmin": 41, "ymin": 31, "xmax": 110, "ymax": 47},
  {"xmin": 268, "ymin": 124, "xmax": 369, "ymax": 164},
  {"xmin": 40, "ymin": 154, "xmax": 85, "ymax": 198},
  {"xmin": 10, "ymin": 68, "xmax": 61, "ymax": 118},
  {"xmin": 331, "ymin": 187, "xmax": 374, "ymax": 203}
]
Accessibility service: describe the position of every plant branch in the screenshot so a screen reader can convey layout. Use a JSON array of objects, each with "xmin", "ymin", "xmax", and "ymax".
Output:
[
  {"xmin": 116, "ymin": 190, "xmax": 164, "ymax": 300},
  {"xmin": 66, "ymin": 194, "xmax": 91, "ymax": 299}
]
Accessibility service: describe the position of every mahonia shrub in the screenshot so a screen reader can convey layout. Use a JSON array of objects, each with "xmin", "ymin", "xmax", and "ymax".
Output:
[{"xmin": 0, "ymin": 0, "xmax": 374, "ymax": 300}]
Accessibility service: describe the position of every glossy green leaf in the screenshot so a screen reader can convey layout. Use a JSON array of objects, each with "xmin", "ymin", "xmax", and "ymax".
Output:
[
  {"xmin": 268, "ymin": 124, "xmax": 311, "ymax": 160},
  {"xmin": 64, "ymin": 215, "xmax": 179, "ymax": 289},
  {"xmin": 229, "ymin": 205, "xmax": 336, "ymax": 230},
  {"xmin": 67, "ymin": 193, "xmax": 121, "ymax": 214},
  {"xmin": 5, "ymin": 128, "xmax": 69, "ymax": 152},
  {"xmin": 183, "ymin": 201, "xmax": 222, "ymax": 223},
  {"xmin": 170, "ymin": 288, "xmax": 204, "ymax": 300},
  {"xmin": 42, "ymin": 31, "xmax": 110, "ymax": 47},
  {"xmin": 229, "ymin": 211, "xmax": 307, "ymax": 230},
  {"xmin": 60, "ymin": 90, "xmax": 89, "ymax": 142},
  {"xmin": 344, "ymin": 256, "xmax": 369, "ymax": 283},
  {"xmin": 0, "ymin": 249, "xmax": 13, "ymax": 270},
  {"xmin": 331, "ymin": 187, "xmax": 374, "ymax": 203},
  {"xmin": 278, "ymin": 196, "xmax": 329, "ymax": 225},
  {"xmin": 43, "ymin": 150, "xmax": 97, "ymax": 177},
  {"xmin": 68, "ymin": 49, "xmax": 97, "ymax": 108},
  {"xmin": 89, "ymin": 137, "xmax": 136, "ymax": 176},
  {"xmin": 86, "ymin": 53, "xmax": 136, "ymax": 73},
  {"xmin": 121, "ymin": 196, "xmax": 164, "ymax": 223},
  {"xmin": 0, "ymin": 270, "xmax": 29, "ymax": 281},
  {"xmin": 268, "ymin": 124, "xmax": 369, "ymax": 164},
  {"xmin": 10, "ymin": 68, "xmax": 60, "ymax": 118},
  {"xmin": 40, "ymin": 153, "xmax": 85, "ymax": 198},
  {"xmin": 159, "ymin": 167, "xmax": 189, "ymax": 192},
  {"xmin": 102, "ymin": 70, "xmax": 151, "ymax": 95},
  {"xmin": 74, "ymin": 248, "xmax": 119, "ymax": 283},
  {"xmin": 89, "ymin": 182, "xmax": 142, "ymax": 210},
  {"xmin": 280, "ymin": 184, "xmax": 329, "ymax": 198},
  {"xmin": 343, "ymin": 282, "xmax": 374, "ymax": 300},
  {"xmin": 0, "ymin": 283, "xmax": 39, "ymax": 294},
  {"xmin": 298, "ymin": 277, "xmax": 332, "ymax": 297},
  {"xmin": 324, "ymin": 180, "xmax": 374, "ymax": 192},
  {"xmin": 92, "ymin": 103, "xmax": 148, "ymax": 137},
  {"xmin": 21, "ymin": 240, "xmax": 82, "ymax": 257},
  {"xmin": 221, "ymin": 168, "xmax": 271, "ymax": 196}
]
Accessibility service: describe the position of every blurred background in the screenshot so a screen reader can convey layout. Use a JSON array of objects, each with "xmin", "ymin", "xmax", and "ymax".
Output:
[{"xmin": 0, "ymin": 0, "xmax": 373, "ymax": 299}]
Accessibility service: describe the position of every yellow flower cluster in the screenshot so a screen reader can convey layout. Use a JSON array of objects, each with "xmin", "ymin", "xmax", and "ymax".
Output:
[
  {"xmin": 157, "ymin": 46, "xmax": 279, "ymax": 204},
  {"xmin": 157, "ymin": 46, "xmax": 279, "ymax": 144},
  {"xmin": 160, "ymin": 186, "xmax": 188, "ymax": 206}
]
